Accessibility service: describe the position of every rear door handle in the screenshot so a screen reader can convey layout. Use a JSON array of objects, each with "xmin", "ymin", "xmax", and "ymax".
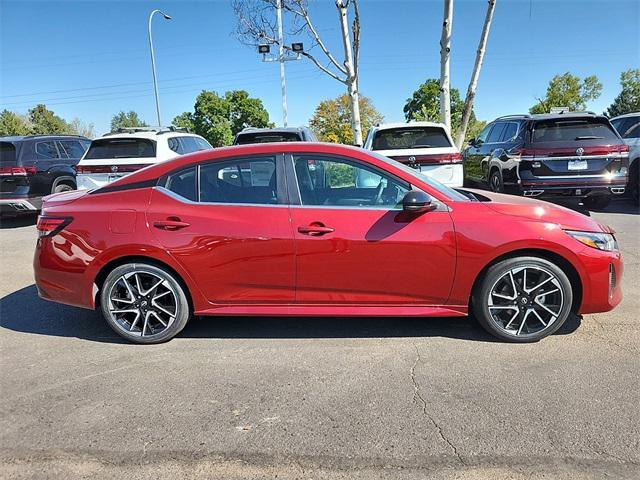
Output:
[
  {"xmin": 297, "ymin": 224, "xmax": 334, "ymax": 236},
  {"xmin": 153, "ymin": 218, "xmax": 190, "ymax": 231}
]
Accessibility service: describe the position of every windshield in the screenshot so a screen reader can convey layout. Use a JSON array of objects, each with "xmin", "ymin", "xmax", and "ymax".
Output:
[
  {"xmin": 532, "ymin": 118, "xmax": 619, "ymax": 142},
  {"xmin": 84, "ymin": 138, "xmax": 156, "ymax": 159},
  {"xmin": 367, "ymin": 151, "xmax": 470, "ymax": 201},
  {"xmin": 372, "ymin": 127, "xmax": 451, "ymax": 150}
]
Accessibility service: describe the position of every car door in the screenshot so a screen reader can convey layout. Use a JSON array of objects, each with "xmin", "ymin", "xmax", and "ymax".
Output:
[
  {"xmin": 478, "ymin": 122, "xmax": 507, "ymax": 183},
  {"xmin": 287, "ymin": 153, "xmax": 456, "ymax": 305},
  {"xmin": 147, "ymin": 154, "xmax": 296, "ymax": 304},
  {"xmin": 463, "ymin": 123, "xmax": 493, "ymax": 181}
]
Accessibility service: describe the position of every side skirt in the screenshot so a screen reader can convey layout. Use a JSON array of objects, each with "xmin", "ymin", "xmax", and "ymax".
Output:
[{"xmin": 195, "ymin": 304, "xmax": 468, "ymax": 317}]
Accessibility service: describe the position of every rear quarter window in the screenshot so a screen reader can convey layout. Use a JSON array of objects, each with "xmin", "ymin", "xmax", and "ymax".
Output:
[
  {"xmin": 84, "ymin": 138, "xmax": 156, "ymax": 159},
  {"xmin": 532, "ymin": 118, "xmax": 619, "ymax": 143}
]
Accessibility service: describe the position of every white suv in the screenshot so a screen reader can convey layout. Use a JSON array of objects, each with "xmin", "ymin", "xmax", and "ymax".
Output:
[
  {"xmin": 364, "ymin": 122, "xmax": 463, "ymax": 187},
  {"xmin": 76, "ymin": 128, "xmax": 212, "ymax": 190}
]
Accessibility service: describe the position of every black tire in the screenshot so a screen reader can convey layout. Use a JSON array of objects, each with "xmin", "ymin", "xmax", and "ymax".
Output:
[
  {"xmin": 582, "ymin": 195, "xmax": 611, "ymax": 211},
  {"xmin": 472, "ymin": 256, "xmax": 573, "ymax": 343},
  {"xmin": 53, "ymin": 182, "xmax": 75, "ymax": 194},
  {"xmin": 100, "ymin": 263, "xmax": 190, "ymax": 344},
  {"xmin": 489, "ymin": 169, "xmax": 503, "ymax": 193},
  {"xmin": 629, "ymin": 161, "xmax": 639, "ymax": 205}
]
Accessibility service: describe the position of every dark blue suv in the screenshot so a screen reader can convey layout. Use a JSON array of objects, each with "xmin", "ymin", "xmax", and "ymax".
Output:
[{"xmin": 0, "ymin": 135, "xmax": 90, "ymax": 216}]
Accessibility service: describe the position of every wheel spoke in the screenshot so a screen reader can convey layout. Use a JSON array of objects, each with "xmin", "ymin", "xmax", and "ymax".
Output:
[
  {"xmin": 504, "ymin": 309, "xmax": 520, "ymax": 330},
  {"xmin": 152, "ymin": 301, "xmax": 175, "ymax": 317},
  {"xmin": 129, "ymin": 311, "xmax": 141, "ymax": 331},
  {"xmin": 534, "ymin": 299, "xmax": 560, "ymax": 317},
  {"xmin": 150, "ymin": 311, "xmax": 167, "ymax": 327},
  {"xmin": 492, "ymin": 292, "xmax": 515, "ymax": 301},
  {"xmin": 111, "ymin": 308, "xmax": 139, "ymax": 314},
  {"xmin": 111, "ymin": 297, "xmax": 134, "ymax": 305},
  {"xmin": 153, "ymin": 290, "xmax": 171, "ymax": 301},
  {"xmin": 530, "ymin": 308, "xmax": 548, "ymax": 327},
  {"xmin": 517, "ymin": 309, "xmax": 531, "ymax": 335}
]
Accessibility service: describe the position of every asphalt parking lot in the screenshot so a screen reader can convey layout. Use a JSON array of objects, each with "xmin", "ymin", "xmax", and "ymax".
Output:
[{"xmin": 0, "ymin": 199, "xmax": 639, "ymax": 479}]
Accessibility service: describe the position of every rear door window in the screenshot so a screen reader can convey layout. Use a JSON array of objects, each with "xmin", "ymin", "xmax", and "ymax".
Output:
[
  {"xmin": 500, "ymin": 122, "xmax": 519, "ymax": 142},
  {"xmin": 372, "ymin": 127, "xmax": 451, "ymax": 150},
  {"xmin": 84, "ymin": 138, "xmax": 156, "ymax": 159},
  {"xmin": 486, "ymin": 122, "xmax": 506, "ymax": 143},
  {"xmin": 166, "ymin": 167, "xmax": 197, "ymax": 201},
  {"xmin": 532, "ymin": 118, "xmax": 620, "ymax": 143},
  {"xmin": 35, "ymin": 141, "xmax": 60, "ymax": 159},
  {"xmin": 57, "ymin": 140, "xmax": 88, "ymax": 159}
]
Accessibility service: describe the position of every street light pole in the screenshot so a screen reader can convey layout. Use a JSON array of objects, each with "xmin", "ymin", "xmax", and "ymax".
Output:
[
  {"xmin": 276, "ymin": 0, "xmax": 287, "ymax": 127},
  {"xmin": 148, "ymin": 9, "xmax": 172, "ymax": 127}
]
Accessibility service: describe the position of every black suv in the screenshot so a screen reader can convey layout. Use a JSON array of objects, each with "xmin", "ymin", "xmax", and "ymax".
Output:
[
  {"xmin": 462, "ymin": 113, "xmax": 629, "ymax": 209},
  {"xmin": 0, "ymin": 135, "xmax": 90, "ymax": 216},
  {"xmin": 233, "ymin": 127, "xmax": 317, "ymax": 145}
]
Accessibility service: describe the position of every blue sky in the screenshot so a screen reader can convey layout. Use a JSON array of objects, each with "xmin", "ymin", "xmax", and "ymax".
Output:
[{"xmin": 1, "ymin": 0, "xmax": 638, "ymax": 136}]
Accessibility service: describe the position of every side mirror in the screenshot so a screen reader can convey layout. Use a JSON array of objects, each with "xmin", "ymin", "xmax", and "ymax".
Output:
[{"xmin": 402, "ymin": 190, "xmax": 437, "ymax": 213}]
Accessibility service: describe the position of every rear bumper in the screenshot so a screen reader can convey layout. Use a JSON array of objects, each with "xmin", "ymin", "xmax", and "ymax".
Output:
[
  {"xmin": 77, "ymin": 173, "xmax": 128, "ymax": 190},
  {"xmin": 518, "ymin": 176, "xmax": 627, "ymax": 198},
  {"xmin": 417, "ymin": 163, "xmax": 464, "ymax": 188},
  {"xmin": 0, "ymin": 195, "xmax": 42, "ymax": 215}
]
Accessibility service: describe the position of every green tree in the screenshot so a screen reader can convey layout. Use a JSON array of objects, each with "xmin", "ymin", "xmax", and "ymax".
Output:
[
  {"xmin": 403, "ymin": 78, "xmax": 482, "ymax": 144},
  {"xmin": 28, "ymin": 104, "xmax": 70, "ymax": 135},
  {"xmin": 605, "ymin": 69, "xmax": 640, "ymax": 117},
  {"xmin": 310, "ymin": 94, "xmax": 383, "ymax": 144},
  {"xmin": 530, "ymin": 72, "xmax": 602, "ymax": 114},
  {"xmin": 110, "ymin": 111, "xmax": 148, "ymax": 132},
  {"xmin": 0, "ymin": 110, "xmax": 31, "ymax": 136},
  {"xmin": 174, "ymin": 90, "xmax": 272, "ymax": 147}
]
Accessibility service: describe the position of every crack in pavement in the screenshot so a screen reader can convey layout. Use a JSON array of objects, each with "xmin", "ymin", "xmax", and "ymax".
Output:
[{"xmin": 410, "ymin": 345, "xmax": 465, "ymax": 465}]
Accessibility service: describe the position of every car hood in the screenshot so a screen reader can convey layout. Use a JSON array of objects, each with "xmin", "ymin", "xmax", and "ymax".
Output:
[{"xmin": 465, "ymin": 189, "xmax": 612, "ymax": 233}]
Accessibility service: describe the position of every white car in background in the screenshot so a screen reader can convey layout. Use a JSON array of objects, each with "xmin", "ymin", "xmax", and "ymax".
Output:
[
  {"xmin": 76, "ymin": 128, "xmax": 212, "ymax": 190},
  {"xmin": 363, "ymin": 122, "xmax": 463, "ymax": 187},
  {"xmin": 610, "ymin": 112, "xmax": 639, "ymax": 204}
]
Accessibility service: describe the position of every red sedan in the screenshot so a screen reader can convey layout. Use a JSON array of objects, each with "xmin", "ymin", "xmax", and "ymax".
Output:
[{"xmin": 33, "ymin": 142, "xmax": 623, "ymax": 344}]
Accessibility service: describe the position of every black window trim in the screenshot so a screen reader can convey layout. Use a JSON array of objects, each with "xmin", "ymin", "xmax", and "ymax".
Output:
[
  {"xmin": 284, "ymin": 152, "xmax": 413, "ymax": 209},
  {"xmin": 160, "ymin": 153, "xmax": 288, "ymax": 207}
]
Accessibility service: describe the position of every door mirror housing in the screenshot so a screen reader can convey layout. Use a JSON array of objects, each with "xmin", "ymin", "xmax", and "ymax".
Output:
[{"xmin": 402, "ymin": 190, "xmax": 437, "ymax": 213}]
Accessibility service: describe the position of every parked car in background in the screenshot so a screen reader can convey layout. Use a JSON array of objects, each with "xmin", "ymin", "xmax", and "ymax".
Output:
[
  {"xmin": 34, "ymin": 142, "xmax": 623, "ymax": 344},
  {"xmin": 610, "ymin": 112, "xmax": 639, "ymax": 204},
  {"xmin": 363, "ymin": 122, "xmax": 463, "ymax": 188},
  {"xmin": 233, "ymin": 126, "xmax": 317, "ymax": 145},
  {"xmin": 76, "ymin": 127, "xmax": 211, "ymax": 190},
  {"xmin": 0, "ymin": 135, "xmax": 90, "ymax": 216},
  {"xmin": 462, "ymin": 112, "xmax": 629, "ymax": 210}
]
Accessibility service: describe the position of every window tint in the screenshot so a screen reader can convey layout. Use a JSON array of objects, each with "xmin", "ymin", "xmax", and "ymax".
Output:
[
  {"xmin": 293, "ymin": 155, "xmax": 410, "ymax": 208},
  {"xmin": 486, "ymin": 123, "xmax": 506, "ymax": 143},
  {"xmin": 168, "ymin": 136, "xmax": 212, "ymax": 154},
  {"xmin": 57, "ymin": 140, "xmax": 87, "ymax": 159},
  {"xmin": 166, "ymin": 167, "xmax": 197, "ymax": 202},
  {"xmin": 0, "ymin": 142, "xmax": 17, "ymax": 164},
  {"xmin": 84, "ymin": 138, "xmax": 156, "ymax": 159},
  {"xmin": 500, "ymin": 122, "xmax": 519, "ymax": 142},
  {"xmin": 167, "ymin": 137, "xmax": 183, "ymax": 154},
  {"xmin": 234, "ymin": 132, "xmax": 302, "ymax": 144},
  {"xmin": 35, "ymin": 141, "xmax": 59, "ymax": 159},
  {"xmin": 532, "ymin": 118, "xmax": 619, "ymax": 142},
  {"xmin": 195, "ymin": 137, "xmax": 212, "ymax": 150},
  {"xmin": 199, "ymin": 156, "xmax": 277, "ymax": 205},
  {"xmin": 372, "ymin": 127, "xmax": 451, "ymax": 150},
  {"xmin": 477, "ymin": 124, "xmax": 493, "ymax": 143},
  {"xmin": 612, "ymin": 117, "xmax": 640, "ymax": 139}
]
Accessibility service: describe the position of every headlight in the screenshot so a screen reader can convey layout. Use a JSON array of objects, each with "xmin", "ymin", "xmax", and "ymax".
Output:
[{"xmin": 565, "ymin": 230, "xmax": 618, "ymax": 251}]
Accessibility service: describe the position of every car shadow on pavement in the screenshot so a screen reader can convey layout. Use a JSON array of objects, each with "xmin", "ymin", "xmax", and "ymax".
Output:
[
  {"xmin": 0, "ymin": 214, "xmax": 38, "ymax": 229},
  {"xmin": 1, "ymin": 284, "xmax": 582, "ymax": 344}
]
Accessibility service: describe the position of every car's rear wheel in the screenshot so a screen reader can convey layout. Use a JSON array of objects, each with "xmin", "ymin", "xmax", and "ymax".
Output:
[
  {"xmin": 473, "ymin": 257, "xmax": 573, "ymax": 342},
  {"xmin": 100, "ymin": 263, "xmax": 190, "ymax": 344},
  {"xmin": 53, "ymin": 182, "xmax": 75, "ymax": 194},
  {"xmin": 489, "ymin": 170, "xmax": 503, "ymax": 193},
  {"xmin": 582, "ymin": 195, "xmax": 611, "ymax": 211}
]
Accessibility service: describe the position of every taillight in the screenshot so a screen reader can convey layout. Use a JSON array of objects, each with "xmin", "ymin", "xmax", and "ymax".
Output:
[
  {"xmin": 36, "ymin": 216, "xmax": 73, "ymax": 238},
  {"xmin": 76, "ymin": 164, "xmax": 149, "ymax": 174},
  {"xmin": 0, "ymin": 166, "xmax": 36, "ymax": 176},
  {"xmin": 437, "ymin": 152, "xmax": 462, "ymax": 164}
]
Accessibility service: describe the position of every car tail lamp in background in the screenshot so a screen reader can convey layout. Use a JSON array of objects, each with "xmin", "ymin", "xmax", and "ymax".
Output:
[
  {"xmin": 75, "ymin": 164, "xmax": 148, "ymax": 174},
  {"xmin": 0, "ymin": 166, "xmax": 36, "ymax": 176},
  {"xmin": 391, "ymin": 153, "xmax": 462, "ymax": 165},
  {"xmin": 36, "ymin": 216, "xmax": 72, "ymax": 238}
]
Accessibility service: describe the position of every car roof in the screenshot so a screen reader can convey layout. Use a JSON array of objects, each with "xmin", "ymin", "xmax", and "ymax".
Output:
[
  {"xmin": 494, "ymin": 112, "xmax": 607, "ymax": 122},
  {"xmin": 372, "ymin": 122, "xmax": 447, "ymax": 130},
  {"xmin": 0, "ymin": 134, "xmax": 89, "ymax": 142},
  {"xmin": 96, "ymin": 131, "xmax": 203, "ymax": 140},
  {"xmin": 610, "ymin": 112, "xmax": 640, "ymax": 120},
  {"xmin": 237, "ymin": 127, "xmax": 311, "ymax": 135}
]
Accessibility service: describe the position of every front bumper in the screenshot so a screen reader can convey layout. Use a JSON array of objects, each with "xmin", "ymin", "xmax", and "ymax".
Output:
[{"xmin": 576, "ymin": 246, "xmax": 623, "ymax": 314}]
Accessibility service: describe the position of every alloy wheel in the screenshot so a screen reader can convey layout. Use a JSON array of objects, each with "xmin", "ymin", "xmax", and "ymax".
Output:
[
  {"xmin": 107, "ymin": 270, "xmax": 178, "ymax": 337},
  {"xmin": 487, "ymin": 265, "xmax": 564, "ymax": 337}
]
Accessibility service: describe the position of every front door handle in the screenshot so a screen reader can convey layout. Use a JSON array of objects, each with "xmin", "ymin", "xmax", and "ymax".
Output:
[
  {"xmin": 298, "ymin": 223, "xmax": 334, "ymax": 236},
  {"xmin": 153, "ymin": 217, "xmax": 190, "ymax": 231}
]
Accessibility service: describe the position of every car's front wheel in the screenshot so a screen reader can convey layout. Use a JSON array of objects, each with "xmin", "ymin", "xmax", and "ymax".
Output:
[
  {"xmin": 473, "ymin": 257, "xmax": 573, "ymax": 342},
  {"xmin": 100, "ymin": 263, "xmax": 190, "ymax": 344}
]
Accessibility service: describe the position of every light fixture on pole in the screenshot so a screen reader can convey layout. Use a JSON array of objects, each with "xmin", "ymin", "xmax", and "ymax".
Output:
[{"xmin": 148, "ymin": 9, "xmax": 171, "ymax": 128}]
